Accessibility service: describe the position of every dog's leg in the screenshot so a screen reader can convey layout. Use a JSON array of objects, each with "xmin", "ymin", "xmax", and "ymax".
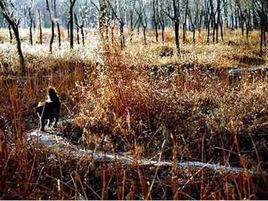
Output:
[
  {"xmin": 54, "ymin": 114, "xmax": 59, "ymax": 127},
  {"xmin": 40, "ymin": 117, "xmax": 46, "ymax": 132},
  {"xmin": 48, "ymin": 118, "xmax": 53, "ymax": 127}
]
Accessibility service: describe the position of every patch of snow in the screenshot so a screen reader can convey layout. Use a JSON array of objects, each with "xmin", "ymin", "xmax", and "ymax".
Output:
[{"xmin": 27, "ymin": 130, "xmax": 259, "ymax": 175}]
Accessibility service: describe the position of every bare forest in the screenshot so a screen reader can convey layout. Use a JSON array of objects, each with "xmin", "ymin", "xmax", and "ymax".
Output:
[{"xmin": 0, "ymin": 0, "xmax": 268, "ymax": 199}]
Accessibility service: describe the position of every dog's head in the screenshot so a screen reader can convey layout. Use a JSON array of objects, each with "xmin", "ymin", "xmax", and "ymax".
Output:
[{"xmin": 47, "ymin": 87, "xmax": 59, "ymax": 102}]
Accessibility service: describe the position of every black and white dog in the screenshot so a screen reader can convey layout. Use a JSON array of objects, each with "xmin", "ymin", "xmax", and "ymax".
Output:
[{"xmin": 36, "ymin": 87, "xmax": 61, "ymax": 131}]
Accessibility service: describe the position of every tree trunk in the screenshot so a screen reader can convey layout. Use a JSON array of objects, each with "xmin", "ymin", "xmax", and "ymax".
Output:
[
  {"xmin": 38, "ymin": 9, "xmax": 43, "ymax": 45},
  {"xmin": 67, "ymin": 21, "xmax": 70, "ymax": 39},
  {"xmin": 260, "ymin": 27, "xmax": 264, "ymax": 53},
  {"xmin": 183, "ymin": 22, "xmax": 187, "ymax": 43},
  {"xmin": 212, "ymin": 15, "xmax": 216, "ymax": 43},
  {"xmin": 260, "ymin": 14, "xmax": 267, "ymax": 52},
  {"xmin": 46, "ymin": 0, "xmax": 55, "ymax": 53},
  {"xmin": 216, "ymin": 22, "xmax": 219, "ymax": 43},
  {"xmin": 143, "ymin": 26, "xmax": 147, "ymax": 45},
  {"xmin": 28, "ymin": 10, "xmax": 33, "ymax": 46},
  {"xmin": 0, "ymin": 2, "xmax": 25, "ymax": 75},
  {"xmin": 154, "ymin": 22, "xmax": 159, "ymax": 43},
  {"xmin": 53, "ymin": 0, "xmax": 57, "ymax": 17},
  {"xmin": 216, "ymin": 0, "xmax": 221, "ymax": 43},
  {"xmin": 192, "ymin": 25, "xmax": 196, "ymax": 43},
  {"xmin": 153, "ymin": 0, "xmax": 159, "ymax": 43},
  {"xmin": 8, "ymin": 24, "xmax": 12, "ymax": 43},
  {"xmin": 130, "ymin": 6, "xmax": 134, "ymax": 43},
  {"xmin": 259, "ymin": 2, "xmax": 267, "ymax": 53},
  {"xmin": 234, "ymin": 7, "xmax": 238, "ymax": 29},
  {"xmin": 206, "ymin": 12, "xmax": 210, "ymax": 43},
  {"xmin": 81, "ymin": 26, "xmax": 85, "ymax": 46},
  {"xmin": 192, "ymin": 29, "xmax": 196, "ymax": 44},
  {"xmin": 231, "ymin": 14, "xmax": 234, "ymax": 29},
  {"xmin": 182, "ymin": 0, "xmax": 188, "ymax": 44},
  {"xmin": 173, "ymin": 0, "xmax": 180, "ymax": 53},
  {"xmin": 33, "ymin": 18, "xmax": 36, "ymax": 33},
  {"xmin": 161, "ymin": 26, "xmax": 165, "ymax": 44},
  {"xmin": 119, "ymin": 22, "xmax": 125, "ymax": 49},
  {"xmin": 207, "ymin": 20, "xmax": 210, "ymax": 43},
  {"xmin": 111, "ymin": 25, "xmax": 114, "ymax": 43},
  {"xmin": 76, "ymin": 25, "xmax": 80, "ymax": 44},
  {"xmin": 99, "ymin": 0, "xmax": 107, "ymax": 37},
  {"xmin": 12, "ymin": 25, "xmax": 26, "ymax": 75},
  {"xmin": 241, "ymin": 20, "xmax": 244, "ymax": 36},
  {"xmin": 57, "ymin": 22, "xmax": 61, "ymax": 48},
  {"xmin": 246, "ymin": 26, "xmax": 249, "ymax": 41},
  {"xmin": 174, "ymin": 21, "xmax": 180, "ymax": 53},
  {"xmin": 264, "ymin": 30, "xmax": 266, "ymax": 47},
  {"xmin": 74, "ymin": 13, "xmax": 80, "ymax": 45},
  {"xmin": 70, "ymin": 4, "xmax": 74, "ymax": 49},
  {"xmin": 220, "ymin": 18, "xmax": 224, "ymax": 41},
  {"xmin": 49, "ymin": 21, "xmax": 55, "ymax": 53},
  {"xmin": 245, "ymin": 10, "xmax": 251, "ymax": 42},
  {"xmin": 209, "ymin": 0, "xmax": 215, "ymax": 43},
  {"xmin": 29, "ymin": 21, "xmax": 33, "ymax": 45}
]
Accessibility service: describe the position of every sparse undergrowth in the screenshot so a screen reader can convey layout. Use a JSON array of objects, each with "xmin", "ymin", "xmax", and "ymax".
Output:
[{"xmin": 0, "ymin": 30, "xmax": 268, "ymax": 199}]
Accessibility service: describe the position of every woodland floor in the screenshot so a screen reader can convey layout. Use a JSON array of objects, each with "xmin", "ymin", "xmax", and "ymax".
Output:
[{"xmin": 0, "ymin": 29, "xmax": 268, "ymax": 199}]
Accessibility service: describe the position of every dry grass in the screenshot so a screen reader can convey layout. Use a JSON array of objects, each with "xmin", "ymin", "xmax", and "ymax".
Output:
[
  {"xmin": 0, "ymin": 28, "xmax": 268, "ymax": 199},
  {"xmin": 123, "ymin": 29, "xmax": 267, "ymax": 69}
]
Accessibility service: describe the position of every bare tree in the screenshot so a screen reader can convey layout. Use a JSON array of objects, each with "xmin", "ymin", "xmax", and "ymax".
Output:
[
  {"xmin": 129, "ymin": 0, "xmax": 136, "ymax": 43},
  {"xmin": 69, "ymin": 0, "xmax": 77, "ymax": 49},
  {"xmin": 235, "ymin": 0, "xmax": 252, "ymax": 41},
  {"xmin": 99, "ymin": 0, "xmax": 107, "ymax": 32},
  {"xmin": 209, "ymin": 0, "xmax": 216, "ymax": 43},
  {"xmin": 136, "ymin": 0, "xmax": 148, "ymax": 45},
  {"xmin": 107, "ymin": 0, "xmax": 127, "ymax": 49},
  {"xmin": 182, "ymin": 0, "xmax": 189, "ymax": 43},
  {"xmin": 56, "ymin": 21, "xmax": 61, "ymax": 48},
  {"xmin": 74, "ymin": 13, "xmax": 80, "ymax": 44},
  {"xmin": 78, "ymin": 3, "xmax": 89, "ymax": 46},
  {"xmin": 204, "ymin": 0, "xmax": 211, "ymax": 43},
  {"xmin": 52, "ymin": 0, "xmax": 62, "ymax": 48},
  {"xmin": 26, "ymin": 1, "xmax": 35, "ymax": 46},
  {"xmin": 159, "ymin": 0, "xmax": 167, "ymax": 43},
  {"xmin": 46, "ymin": 0, "xmax": 55, "ymax": 53},
  {"xmin": 0, "ymin": 0, "xmax": 266, "ymax": 56},
  {"xmin": 164, "ymin": 0, "xmax": 180, "ymax": 53},
  {"xmin": 0, "ymin": 0, "xmax": 25, "ymax": 75},
  {"xmin": 37, "ymin": 9, "xmax": 43, "ymax": 44},
  {"xmin": 74, "ymin": 3, "xmax": 88, "ymax": 46},
  {"xmin": 173, "ymin": 0, "xmax": 180, "ymax": 53},
  {"xmin": 152, "ymin": 0, "xmax": 159, "ymax": 42},
  {"xmin": 253, "ymin": 0, "xmax": 267, "ymax": 53},
  {"xmin": 188, "ymin": 2, "xmax": 196, "ymax": 43},
  {"xmin": 215, "ymin": 0, "xmax": 222, "ymax": 43},
  {"xmin": 8, "ymin": 24, "xmax": 12, "ymax": 43}
]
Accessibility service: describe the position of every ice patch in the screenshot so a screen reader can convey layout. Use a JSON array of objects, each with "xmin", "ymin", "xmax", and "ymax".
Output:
[{"xmin": 27, "ymin": 130, "xmax": 258, "ymax": 175}]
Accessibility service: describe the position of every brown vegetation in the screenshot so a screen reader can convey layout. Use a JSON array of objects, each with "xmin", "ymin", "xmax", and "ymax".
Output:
[{"xmin": 0, "ymin": 29, "xmax": 268, "ymax": 199}]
